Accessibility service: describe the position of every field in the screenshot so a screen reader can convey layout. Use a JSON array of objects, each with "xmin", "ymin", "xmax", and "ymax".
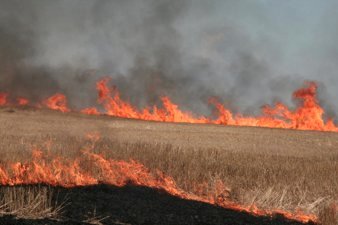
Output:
[{"xmin": 0, "ymin": 106, "xmax": 337, "ymax": 225}]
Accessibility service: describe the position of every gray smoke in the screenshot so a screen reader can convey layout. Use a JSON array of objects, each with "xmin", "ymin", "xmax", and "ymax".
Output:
[{"xmin": 0, "ymin": 0, "xmax": 337, "ymax": 117}]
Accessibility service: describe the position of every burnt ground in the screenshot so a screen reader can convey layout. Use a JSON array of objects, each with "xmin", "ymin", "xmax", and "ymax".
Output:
[{"xmin": 0, "ymin": 184, "xmax": 316, "ymax": 225}]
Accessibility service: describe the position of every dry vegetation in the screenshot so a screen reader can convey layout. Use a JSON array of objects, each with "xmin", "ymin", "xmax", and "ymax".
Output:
[
  {"xmin": 0, "ymin": 107, "xmax": 337, "ymax": 224},
  {"xmin": 0, "ymin": 185, "xmax": 63, "ymax": 219}
]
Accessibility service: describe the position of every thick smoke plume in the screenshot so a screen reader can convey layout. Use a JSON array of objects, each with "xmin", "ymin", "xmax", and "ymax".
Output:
[{"xmin": 0, "ymin": 0, "xmax": 337, "ymax": 116}]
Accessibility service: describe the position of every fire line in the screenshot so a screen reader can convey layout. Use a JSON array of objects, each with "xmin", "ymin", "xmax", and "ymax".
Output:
[{"xmin": 0, "ymin": 79, "xmax": 337, "ymax": 132}]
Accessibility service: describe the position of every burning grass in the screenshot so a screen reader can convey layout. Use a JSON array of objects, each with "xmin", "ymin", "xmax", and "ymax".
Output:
[
  {"xmin": 0, "ymin": 137, "xmax": 337, "ymax": 223},
  {"xmin": 0, "ymin": 108, "xmax": 337, "ymax": 224},
  {"xmin": 2, "ymin": 79, "xmax": 338, "ymax": 132},
  {"xmin": 89, "ymin": 140, "xmax": 338, "ymax": 222}
]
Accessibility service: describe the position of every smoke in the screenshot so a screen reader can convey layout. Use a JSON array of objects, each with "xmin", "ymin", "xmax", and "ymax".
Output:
[{"xmin": 0, "ymin": 0, "xmax": 338, "ymax": 116}]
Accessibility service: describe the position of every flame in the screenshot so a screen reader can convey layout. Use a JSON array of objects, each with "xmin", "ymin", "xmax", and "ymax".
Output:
[
  {"xmin": 81, "ymin": 107, "xmax": 100, "ymax": 115},
  {"xmin": 0, "ymin": 81, "xmax": 332, "ymax": 223},
  {"xmin": 0, "ymin": 78, "xmax": 337, "ymax": 132},
  {"xmin": 94, "ymin": 79, "xmax": 338, "ymax": 132},
  {"xmin": 95, "ymin": 79, "xmax": 208, "ymax": 123},
  {"xmin": 0, "ymin": 93, "xmax": 8, "ymax": 106},
  {"xmin": 0, "ymin": 149, "xmax": 317, "ymax": 223},
  {"xmin": 17, "ymin": 97, "xmax": 29, "ymax": 106},
  {"xmin": 43, "ymin": 93, "xmax": 70, "ymax": 113}
]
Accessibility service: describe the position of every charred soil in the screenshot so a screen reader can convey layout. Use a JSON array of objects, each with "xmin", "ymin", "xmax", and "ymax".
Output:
[{"xmin": 0, "ymin": 184, "xmax": 316, "ymax": 225}]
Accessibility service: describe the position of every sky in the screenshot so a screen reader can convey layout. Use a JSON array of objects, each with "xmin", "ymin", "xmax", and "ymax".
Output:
[{"xmin": 1, "ymin": 0, "xmax": 338, "ymax": 116}]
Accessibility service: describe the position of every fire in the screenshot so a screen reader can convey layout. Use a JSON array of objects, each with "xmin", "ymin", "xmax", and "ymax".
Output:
[
  {"xmin": 17, "ymin": 97, "xmax": 29, "ymax": 106},
  {"xmin": 43, "ymin": 93, "xmax": 70, "ymax": 113},
  {"xmin": 95, "ymin": 78, "xmax": 208, "ymax": 123},
  {"xmin": 206, "ymin": 82, "xmax": 338, "ymax": 131},
  {"xmin": 81, "ymin": 107, "xmax": 100, "ymax": 115},
  {"xmin": 0, "ymin": 80, "xmax": 332, "ymax": 223},
  {"xmin": 94, "ymin": 79, "xmax": 338, "ymax": 132},
  {"xmin": 0, "ymin": 78, "xmax": 337, "ymax": 132},
  {"xmin": 0, "ymin": 148, "xmax": 317, "ymax": 223},
  {"xmin": 0, "ymin": 93, "xmax": 8, "ymax": 106}
]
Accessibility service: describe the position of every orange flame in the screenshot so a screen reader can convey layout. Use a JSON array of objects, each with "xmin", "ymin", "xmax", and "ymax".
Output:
[
  {"xmin": 0, "ymin": 149, "xmax": 317, "ymax": 223},
  {"xmin": 81, "ymin": 107, "xmax": 100, "ymax": 115},
  {"xmin": 43, "ymin": 93, "xmax": 70, "ymax": 113},
  {"xmin": 0, "ymin": 93, "xmax": 8, "ymax": 106},
  {"xmin": 93, "ymin": 79, "xmax": 338, "ymax": 132},
  {"xmin": 17, "ymin": 97, "xmax": 29, "ymax": 106},
  {"xmin": 0, "ymin": 78, "xmax": 337, "ymax": 132},
  {"xmin": 96, "ymin": 78, "xmax": 209, "ymax": 123}
]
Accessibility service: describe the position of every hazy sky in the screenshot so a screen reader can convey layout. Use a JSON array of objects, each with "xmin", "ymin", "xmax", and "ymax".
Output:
[
  {"xmin": 178, "ymin": 0, "xmax": 338, "ymax": 114},
  {"xmin": 1, "ymin": 0, "xmax": 338, "ymax": 115}
]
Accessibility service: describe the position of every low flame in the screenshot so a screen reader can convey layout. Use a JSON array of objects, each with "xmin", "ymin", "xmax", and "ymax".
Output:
[
  {"xmin": 0, "ymin": 78, "xmax": 337, "ymax": 132},
  {"xmin": 0, "ymin": 93, "xmax": 8, "ymax": 106},
  {"xmin": 81, "ymin": 107, "xmax": 100, "ymax": 115},
  {"xmin": 17, "ymin": 97, "xmax": 29, "ymax": 106},
  {"xmin": 0, "ymin": 148, "xmax": 317, "ymax": 223}
]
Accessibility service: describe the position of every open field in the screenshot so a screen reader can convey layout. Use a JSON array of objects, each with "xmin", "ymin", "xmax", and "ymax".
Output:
[{"xmin": 0, "ymin": 106, "xmax": 337, "ymax": 224}]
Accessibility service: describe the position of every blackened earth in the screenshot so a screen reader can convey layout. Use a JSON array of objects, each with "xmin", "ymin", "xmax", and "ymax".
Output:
[{"xmin": 0, "ymin": 184, "xmax": 316, "ymax": 225}]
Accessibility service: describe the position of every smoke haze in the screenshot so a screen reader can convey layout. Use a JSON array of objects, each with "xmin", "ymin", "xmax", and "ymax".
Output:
[{"xmin": 1, "ymin": 0, "xmax": 338, "ymax": 116}]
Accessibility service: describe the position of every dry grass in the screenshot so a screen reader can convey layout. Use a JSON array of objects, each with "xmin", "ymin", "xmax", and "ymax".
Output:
[
  {"xmin": 319, "ymin": 202, "xmax": 338, "ymax": 225},
  {"xmin": 0, "ymin": 107, "xmax": 338, "ymax": 224},
  {"xmin": 94, "ymin": 140, "xmax": 338, "ymax": 221},
  {"xmin": 0, "ymin": 185, "xmax": 64, "ymax": 219}
]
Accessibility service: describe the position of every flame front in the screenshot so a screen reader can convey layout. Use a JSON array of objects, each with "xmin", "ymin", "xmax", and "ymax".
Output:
[
  {"xmin": 0, "ymin": 149, "xmax": 317, "ymax": 223},
  {"xmin": 93, "ymin": 79, "xmax": 338, "ymax": 132},
  {"xmin": 0, "ymin": 78, "xmax": 337, "ymax": 132}
]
